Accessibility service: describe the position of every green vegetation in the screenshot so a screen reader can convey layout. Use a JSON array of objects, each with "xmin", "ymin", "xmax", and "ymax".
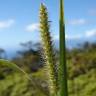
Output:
[
  {"xmin": 0, "ymin": 42, "xmax": 96, "ymax": 96},
  {"xmin": 0, "ymin": 60, "xmax": 48, "ymax": 96},
  {"xmin": 0, "ymin": 0, "xmax": 96, "ymax": 96}
]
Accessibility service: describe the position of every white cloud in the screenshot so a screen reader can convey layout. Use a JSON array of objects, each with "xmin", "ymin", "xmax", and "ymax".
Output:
[
  {"xmin": 26, "ymin": 23, "xmax": 39, "ymax": 32},
  {"xmin": 65, "ymin": 34, "xmax": 83, "ymax": 40},
  {"xmin": 66, "ymin": 29, "xmax": 96, "ymax": 40},
  {"xmin": 85, "ymin": 29, "xmax": 96, "ymax": 37},
  {"xmin": 53, "ymin": 28, "xmax": 96, "ymax": 41},
  {"xmin": 0, "ymin": 19, "xmax": 15, "ymax": 29},
  {"xmin": 69, "ymin": 19, "xmax": 87, "ymax": 25},
  {"xmin": 53, "ymin": 34, "xmax": 83, "ymax": 40}
]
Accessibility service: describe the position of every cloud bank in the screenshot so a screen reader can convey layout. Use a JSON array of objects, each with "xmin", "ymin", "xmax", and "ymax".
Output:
[
  {"xmin": 53, "ymin": 29, "xmax": 96, "ymax": 40},
  {"xmin": 26, "ymin": 23, "xmax": 39, "ymax": 32},
  {"xmin": 0, "ymin": 19, "xmax": 15, "ymax": 29}
]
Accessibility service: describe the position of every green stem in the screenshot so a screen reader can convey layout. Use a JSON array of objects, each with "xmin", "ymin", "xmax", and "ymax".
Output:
[{"xmin": 58, "ymin": 0, "xmax": 68, "ymax": 96}]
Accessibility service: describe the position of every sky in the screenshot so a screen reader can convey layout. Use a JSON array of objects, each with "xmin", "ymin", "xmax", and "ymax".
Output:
[{"xmin": 0, "ymin": 0, "xmax": 96, "ymax": 50}]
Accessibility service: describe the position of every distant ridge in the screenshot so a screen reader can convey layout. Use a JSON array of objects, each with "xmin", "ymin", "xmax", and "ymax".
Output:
[{"xmin": 2, "ymin": 39, "xmax": 96, "ymax": 59}]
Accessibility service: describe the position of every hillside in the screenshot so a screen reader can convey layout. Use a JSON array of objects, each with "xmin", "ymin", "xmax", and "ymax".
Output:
[
  {"xmin": 0, "ymin": 60, "xmax": 48, "ymax": 96},
  {"xmin": 0, "ymin": 54, "xmax": 96, "ymax": 96}
]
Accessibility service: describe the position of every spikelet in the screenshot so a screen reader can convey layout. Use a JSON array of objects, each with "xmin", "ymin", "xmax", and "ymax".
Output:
[{"xmin": 39, "ymin": 3, "xmax": 58, "ymax": 96}]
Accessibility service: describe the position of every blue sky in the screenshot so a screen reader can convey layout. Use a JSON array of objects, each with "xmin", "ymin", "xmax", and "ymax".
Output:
[{"xmin": 0, "ymin": 0, "xmax": 96, "ymax": 50}]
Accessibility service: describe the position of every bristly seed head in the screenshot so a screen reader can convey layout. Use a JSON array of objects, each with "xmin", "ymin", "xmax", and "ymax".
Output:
[{"xmin": 39, "ymin": 3, "xmax": 58, "ymax": 96}]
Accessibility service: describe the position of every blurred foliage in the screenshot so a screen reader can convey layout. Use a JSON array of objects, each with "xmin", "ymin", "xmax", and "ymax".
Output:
[
  {"xmin": 12, "ymin": 41, "xmax": 44, "ymax": 73},
  {"xmin": 0, "ymin": 42, "xmax": 96, "ymax": 96},
  {"xmin": 0, "ymin": 48, "xmax": 6, "ymax": 59}
]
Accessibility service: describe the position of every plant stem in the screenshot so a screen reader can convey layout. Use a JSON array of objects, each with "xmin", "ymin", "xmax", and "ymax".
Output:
[{"xmin": 58, "ymin": 0, "xmax": 68, "ymax": 96}]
